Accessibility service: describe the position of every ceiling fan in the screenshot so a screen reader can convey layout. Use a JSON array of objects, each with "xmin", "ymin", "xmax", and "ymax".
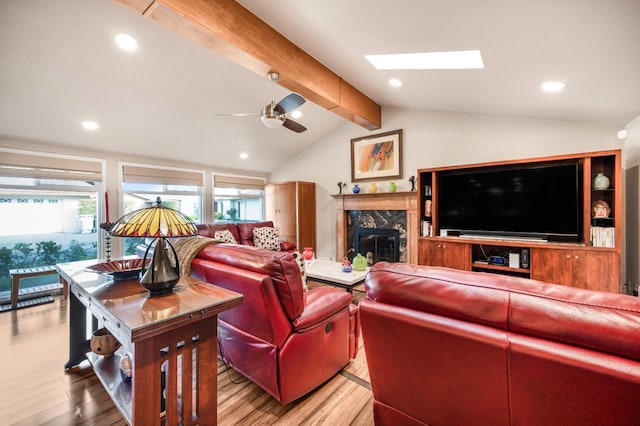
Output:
[{"xmin": 216, "ymin": 71, "xmax": 307, "ymax": 133}]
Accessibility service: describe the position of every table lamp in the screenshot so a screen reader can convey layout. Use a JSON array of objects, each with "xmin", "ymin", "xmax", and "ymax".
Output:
[{"xmin": 109, "ymin": 197, "xmax": 198, "ymax": 296}]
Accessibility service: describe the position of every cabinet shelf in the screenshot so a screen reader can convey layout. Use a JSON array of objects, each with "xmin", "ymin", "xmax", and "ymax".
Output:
[{"xmin": 472, "ymin": 262, "xmax": 529, "ymax": 274}]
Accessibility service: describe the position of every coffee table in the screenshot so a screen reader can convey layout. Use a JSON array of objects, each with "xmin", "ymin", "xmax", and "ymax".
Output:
[
  {"xmin": 57, "ymin": 259, "xmax": 242, "ymax": 425},
  {"xmin": 305, "ymin": 258, "xmax": 369, "ymax": 293}
]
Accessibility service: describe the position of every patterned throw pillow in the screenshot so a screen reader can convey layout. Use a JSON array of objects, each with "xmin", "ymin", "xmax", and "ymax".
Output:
[
  {"xmin": 290, "ymin": 251, "xmax": 309, "ymax": 291},
  {"xmin": 252, "ymin": 226, "xmax": 281, "ymax": 251},
  {"xmin": 214, "ymin": 229, "xmax": 237, "ymax": 244}
]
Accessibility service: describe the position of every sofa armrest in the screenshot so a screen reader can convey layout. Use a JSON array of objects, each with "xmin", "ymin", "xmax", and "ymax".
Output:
[
  {"xmin": 279, "ymin": 240, "xmax": 297, "ymax": 252},
  {"xmin": 292, "ymin": 287, "xmax": 354, "ymax": 331}
]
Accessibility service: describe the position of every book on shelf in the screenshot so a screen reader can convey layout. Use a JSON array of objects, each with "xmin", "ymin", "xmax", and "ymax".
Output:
[
  {"xmin": 590, "ymin": 226, "xmax": 615, "ymax": 248},
  {"xmin": 421, "ymin": 220, "xmax": 433, "ymax": 237}
]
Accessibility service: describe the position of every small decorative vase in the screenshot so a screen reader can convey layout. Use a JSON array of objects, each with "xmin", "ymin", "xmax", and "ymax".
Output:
[
  {"xmin": 119, "ymin": 354, "xmax": 132, "ymax": 382},
  {"xmin": 90, "ymin": 328, "xmax": 121, "ymax": 357},
  {"xmin": 389, "ymin": 181, "xmax": 397, "ymax": 192},
  {"xmin": 593, "ymin": 173, "xmax": 610, "ymax": 190},
  {"xmin": 303, "ymin": 247, "xmax": 314, "ymax": 261},
  {"xmin": 352, "ymin": 253, "xmax": 367, "ymax": 271},
  {"xmin": 370, "ymin": 183, "xmax": 378, "ymax": 193},
  {"xmin": 341, "ymin": 257, "xmax": 352, "ymax": 272},
  {"xmin": 352, "ymin": 184, "xmax": 360, "ymax": 194}
]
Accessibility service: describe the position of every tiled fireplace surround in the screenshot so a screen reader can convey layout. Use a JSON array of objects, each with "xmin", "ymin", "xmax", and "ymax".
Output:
[{"xmin": 333, "ymin": 192, "xmax": 418, "ymax": 264}]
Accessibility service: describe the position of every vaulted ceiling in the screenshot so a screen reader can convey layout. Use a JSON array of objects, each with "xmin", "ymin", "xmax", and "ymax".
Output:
[{"xmin": 1, "ymin": 0, "xmax": 639, "ymax": 173}]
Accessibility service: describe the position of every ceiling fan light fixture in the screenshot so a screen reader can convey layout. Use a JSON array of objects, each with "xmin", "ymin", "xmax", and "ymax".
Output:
[
  {"xmin": 261, "ymin": 113, "xmax": 285, "ymax": 128},
  {"xmin": 261, "ymin": 104, "xmax": 285, "ymax": 128}
]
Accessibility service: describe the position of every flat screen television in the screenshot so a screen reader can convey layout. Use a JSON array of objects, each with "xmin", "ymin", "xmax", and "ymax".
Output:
[{"xmin": 437, "ymin": 161, "xmax": 582, "ymax": 242}]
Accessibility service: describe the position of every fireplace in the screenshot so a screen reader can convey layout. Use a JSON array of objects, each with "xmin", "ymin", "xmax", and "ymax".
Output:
[
  {"xmin": 354, "ymin": 227, "xmax": 400, "ymax": 263},
  {"xmin": 333, "ymin": 192, "xmax": 418, "ymax": 264}
]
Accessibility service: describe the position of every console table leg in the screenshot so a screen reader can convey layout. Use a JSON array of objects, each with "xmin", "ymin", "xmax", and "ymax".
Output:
[{"xmin": 65, "ymin": 284, "xmax": 88, "ymax": 370}]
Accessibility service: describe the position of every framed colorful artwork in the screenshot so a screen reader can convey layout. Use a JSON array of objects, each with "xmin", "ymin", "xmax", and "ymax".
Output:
[{"xmin": 350, "ymin": 129, "xmax": 403, "ymax": 182}]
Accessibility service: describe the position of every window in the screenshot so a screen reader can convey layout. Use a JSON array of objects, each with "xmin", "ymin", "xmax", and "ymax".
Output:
[
  {"xmin": 121, "ymin": 164, "xmax": 203, "ymax": 255},
  {"xmin": 213, "ymin": 174, "xmax": 265, "ymax": 222},
  {"xmin": 0, "ymin": 150, "xmax": 103, "ymax": 297}
]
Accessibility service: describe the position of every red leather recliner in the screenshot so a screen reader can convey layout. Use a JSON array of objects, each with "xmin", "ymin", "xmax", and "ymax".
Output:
[
  {"xmin": 360, "ymin": 262, "xmax": 640, "ymax": 425},
  {"xmin": 191, "ymin": 244, "xmax": 359, "ymax": 404}
]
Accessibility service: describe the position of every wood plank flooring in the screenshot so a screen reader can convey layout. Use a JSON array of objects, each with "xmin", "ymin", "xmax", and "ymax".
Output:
[{"xmin": 0, "ymin": 297, "xmax": 374, "ymax": 425}]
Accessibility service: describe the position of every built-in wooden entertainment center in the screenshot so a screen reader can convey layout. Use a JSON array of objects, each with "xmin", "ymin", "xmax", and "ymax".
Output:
[{"xmin": 417, "ymin": 150, "xmax": 622, "ymax": 293}]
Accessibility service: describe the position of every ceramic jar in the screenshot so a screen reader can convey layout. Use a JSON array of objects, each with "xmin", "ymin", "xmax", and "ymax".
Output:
[
  {"xmin": 303, "ymin": 247, "xmax": 314, "ymax": 261},
  {"xmin": 593, "ymin": 173, "xmax": 610, "ymax": 190},
  {"xmin": 90, "ymin": 328, "xmax": 121, "ymax": 357},
  {"xmin": 389, "ymin": 181, "xmax": 397, "ymax": 192},
  {"xmin": 370, "ymin": 182, "xmax": 378, "ymax": 193},
  {"xmin": 352, "ymin": 184, "xmax": 360, "ymax": 194}
]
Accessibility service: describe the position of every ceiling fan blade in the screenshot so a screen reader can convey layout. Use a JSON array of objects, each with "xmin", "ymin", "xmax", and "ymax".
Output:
[
  {"xmin": 283, "ymin": 118, "xmax": 307, "ymax": 133},
  {"xmin": 213, "ymin": 113, "xmax": 260, "ymax": 117},
  {"xmin": 274, "ymin": 93, "xmax": 305, "ymax": 114}
]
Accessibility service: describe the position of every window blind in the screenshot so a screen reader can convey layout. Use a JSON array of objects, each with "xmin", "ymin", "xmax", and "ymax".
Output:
[
  {"xmin": 214, "ymin": 174, "xmax": 265, "ymax": 190},
  {"xmin": 123, "ymin": 165, "xmax": 203, "ymax": 186},
  {"xmin": 0, "ymin": 151, "xmax": 103, "ymax": 181}
]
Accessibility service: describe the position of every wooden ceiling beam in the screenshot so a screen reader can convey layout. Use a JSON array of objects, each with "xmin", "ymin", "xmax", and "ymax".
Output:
[{"xmin": 115, "ymin": 0, "xmax": 382, "ymax": 130}]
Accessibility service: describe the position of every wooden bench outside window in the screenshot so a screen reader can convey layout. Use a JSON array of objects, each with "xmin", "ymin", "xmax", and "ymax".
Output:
[{"xmin": 9, "ymin": 266, "xmax": 67, "ymax": 310}]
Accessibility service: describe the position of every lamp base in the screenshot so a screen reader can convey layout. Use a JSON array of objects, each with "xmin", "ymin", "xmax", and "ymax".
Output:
[{"xmin": 142, "ymin": 279, "xmax": 179, "ymax": 297}]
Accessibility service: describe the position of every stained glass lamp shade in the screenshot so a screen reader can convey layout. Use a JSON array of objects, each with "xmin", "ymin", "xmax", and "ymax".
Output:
[{"xmin": 109, "ymin": 197, "xmax": 198, "ymax": 296}]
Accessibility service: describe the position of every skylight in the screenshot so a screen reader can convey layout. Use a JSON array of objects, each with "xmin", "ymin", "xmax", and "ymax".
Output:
[{"xmin": 365, "ymin": 50, "xmax": 484, "ymax": 70}]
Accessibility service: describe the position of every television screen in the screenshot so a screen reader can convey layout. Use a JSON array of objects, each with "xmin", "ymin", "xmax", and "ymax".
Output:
[{"xmin": 437, "ymin": 162, "xmax": 581, "ymax": 241}]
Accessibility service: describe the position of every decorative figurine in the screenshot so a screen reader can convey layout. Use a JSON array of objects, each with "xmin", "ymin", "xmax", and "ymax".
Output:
[
  {"xmin": 337, "ymin": 181, "xmax": 347, "ymax": 195},
  {"xmin": 341, "ymin": 256, "xmax": 352, "ymax": 272},
  {"xmin": 592, "ymin": 200, "xmax": 611, "ymax": 218},
  {"xmin": 366, "ymin": 252, "xmax": 374, "ymax": 266},
  {"xmin": 408, "ymin": 175, "xmax": 416, "ymax": 191}
]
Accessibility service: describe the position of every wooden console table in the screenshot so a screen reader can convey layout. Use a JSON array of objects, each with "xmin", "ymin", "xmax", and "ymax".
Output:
[{"xmin": 57, "ymin": 260, "xmax": 242, "ymax": 425}]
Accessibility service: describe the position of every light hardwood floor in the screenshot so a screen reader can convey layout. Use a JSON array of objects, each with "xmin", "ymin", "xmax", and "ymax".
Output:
[{"xmin": 0, "ymin": 296, "xmax": 374, "ymax": 425}]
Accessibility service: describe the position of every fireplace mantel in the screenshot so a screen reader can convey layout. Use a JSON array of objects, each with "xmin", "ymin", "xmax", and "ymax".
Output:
[{"xmin": 332, "ymin": 192, "xmax": 418, "ymax": 263}]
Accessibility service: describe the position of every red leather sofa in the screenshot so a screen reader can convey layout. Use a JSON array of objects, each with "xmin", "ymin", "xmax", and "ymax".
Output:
[
  {"xmin": 191, "ymin": 243, "xmax": 360, "ymax": 404},
  {"xmin": 360, "ymin": 262, "xmax": 640, "ymax": 425},
  {"xmin": 196, "ymin": 221, "xmax": 297, "ymax": 252}
]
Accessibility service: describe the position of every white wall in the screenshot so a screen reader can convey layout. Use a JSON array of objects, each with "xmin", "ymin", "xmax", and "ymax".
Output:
[
  {"xmin": 271, "ymin": 107, "xmax": 624, "ymax": 261},
  {"xmin": 624, "ymin": 115, "xmax": 640, "ymax": 292}
]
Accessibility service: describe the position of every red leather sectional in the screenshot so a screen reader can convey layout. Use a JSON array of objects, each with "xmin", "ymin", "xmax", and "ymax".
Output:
[
  {"xmin": 360, "ymin": 262, "xmax": 640, "ymax": 425},
  {"xmin": 196, "ymin": 221, "xmax": 297, "ymax": 252}
]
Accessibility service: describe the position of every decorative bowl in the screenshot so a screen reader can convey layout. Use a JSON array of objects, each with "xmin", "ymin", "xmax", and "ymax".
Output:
[{"xmin": 86, "ymin": 258, "xmax": 149, "ymax": 281}]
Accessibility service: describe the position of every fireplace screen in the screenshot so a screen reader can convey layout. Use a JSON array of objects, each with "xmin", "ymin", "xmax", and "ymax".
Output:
[{"xmin": 354, "ymin": 227, "xmax": 400, "ymax": 263}]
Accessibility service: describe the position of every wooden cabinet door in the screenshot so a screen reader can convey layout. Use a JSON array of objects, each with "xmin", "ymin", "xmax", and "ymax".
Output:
[
  {"xmin": 265, "ymin": 184, "xmax": 278, "ymax": 222},
  {"xmin": 265, "ymin": 183, "xmax": 297, "ymax": 242},
  {"xmin": 530, "ymin": 248, "xmax": 573, "ymax": 285},
  {"xmin": 418, "ymin": 239, "xmax": 470, "ymax": 270},
  {"xmin": 418, "ymin": 239, "xmax": 439, "ymax": 266},
  {"xmin": 276, "ymin": 183, "xmax": 297, "ymax": 241},
  {"xmin": 573, "ymin": 250, "xmax": 620, "ymax": 292},
  {"xmin": 440, "ymin": 241, "xmax": 471, "ymax": 270}
]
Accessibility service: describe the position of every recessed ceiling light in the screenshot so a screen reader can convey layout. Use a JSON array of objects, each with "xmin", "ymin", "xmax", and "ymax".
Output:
[
  {"xmin": 540, "ymin": 81, "xmax": 567, "ymax": 93},
  {"xmin": 617, "ymin": 129, "xmax": 628, "ymax": 140},
  {"xmin": 239, "ymin": 152, "xmax": 249, "ymax": 159},
  {"xmin": 81, "ymin": 120, "xmax": 99, "ymax": 131},
  {"xmin": 365, "ymin": 50, "xmax": 484, "ymax": 70},
  {"xmin": 290, "ymin": 110, "xmax": 302, "ymax": 119},
  {"xmin": 115, "ymin": 33, "xmax": 138, "ymax": 51},
  {"xmin": 388, "ymin": 78, "xmax": 402, "ymax": 87}
]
